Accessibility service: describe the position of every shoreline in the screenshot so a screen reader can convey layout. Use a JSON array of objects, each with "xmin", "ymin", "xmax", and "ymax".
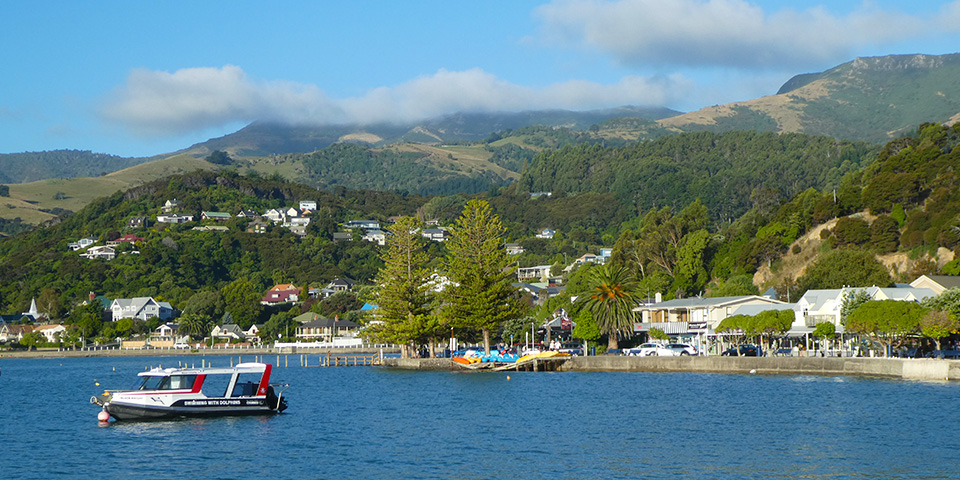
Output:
[
  {"xmin": 0, "ymin": 346, "xmax": 399, "ymax": 360},
  {"xmin": 383, "ymin": 356, "xmax": 960, "ymax": 382}
]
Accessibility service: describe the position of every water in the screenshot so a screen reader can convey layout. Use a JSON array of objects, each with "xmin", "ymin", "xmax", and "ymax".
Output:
[{"xmin": 1, "ymin": 355, "xmax": 957, "ymax": 479}]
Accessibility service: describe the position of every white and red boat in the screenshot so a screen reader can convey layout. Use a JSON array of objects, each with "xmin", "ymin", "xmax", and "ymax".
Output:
[{"xmin": 91, "ymin": 362, "xmax": 288, "ymax": 421}]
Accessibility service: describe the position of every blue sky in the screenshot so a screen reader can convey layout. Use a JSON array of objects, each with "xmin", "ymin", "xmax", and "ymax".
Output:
[{"xmin": 3, "ymin": 0, "xmax": 960, "ymax": 157}]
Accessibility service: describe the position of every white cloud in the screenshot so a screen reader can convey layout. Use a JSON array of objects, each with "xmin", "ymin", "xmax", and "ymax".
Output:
[
  {"xmin": 100, "ymin": 66, "xmax": 694, "ymax": 136},
  {"xmin": 533, "ymin": 0, "xmax": 950, "ymax": 69}
]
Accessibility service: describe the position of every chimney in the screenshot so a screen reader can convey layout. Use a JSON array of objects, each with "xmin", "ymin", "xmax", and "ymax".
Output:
[{"xmin": 89, "ymin": 291, "xmax": 96, "ymax": 301}]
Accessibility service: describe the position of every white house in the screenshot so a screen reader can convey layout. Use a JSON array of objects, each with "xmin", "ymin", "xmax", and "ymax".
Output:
[
  {"xmin": 156, "ymin": 214, "xmax": 194, "ymax": 224},
  {"xmin": 362, "ymin": 229, "xmax": 387, "ymax": 245},
  {"xmin": 34, "ymin": 324, "xmax": 68, "ymax": 343},
  {"xmin": 80, "ymin": 245, "xmax": 116, "ymax": 260},
  {"xmin": 909, "ymin": 275, "xmax": 960, "ymax": 295},
  {"xmin": 517, "ymin": 265, "xmax": 552, "ymax": 282},
  {"xmin": 345, "ymin": 220, "xmax": 380, "ymax": 230},
  {"xmin": 794, "ymin": 286, "xmax": 937, "ymax": 332},
  {"xmin": 633, "ymin": 295, "xmax": 786, "ymax": 334},
  {"xmin": 111, "ymin": 297, "xmax": 175, "ymax": 322},
  {"xmin": 299, "ymin": 200, "xmax": 317, "ymax": 211},
  {"xmin": 211, "ymin": 324, "xmax": 245, "ymax": 340},
  {"xmin": 263, "ymin": 209, "xmax": 284, "ymax": 223},
  {"xmin": 421, "ymin": 228, "xmax": 451, "ymax": 242},
  {"xmin": 535, "ymin": 228, "xmax": 555, "ymax": 239},
  {"xmin": 68, "ymin": 237, "xmax": 98, "ymax": 251}
]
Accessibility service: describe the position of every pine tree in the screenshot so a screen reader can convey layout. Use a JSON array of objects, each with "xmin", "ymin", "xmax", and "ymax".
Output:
[
  {"xmin": 442, "ymin": 200, "xmax": 523, "ymax": 353},
  {"xmin": 372, "ymin": 217, "xmax": 437, "ymax": 358}
]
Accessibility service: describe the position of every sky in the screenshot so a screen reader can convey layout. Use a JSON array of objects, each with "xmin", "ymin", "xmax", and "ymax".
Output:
[{"xmin": 3, "ymin": 0, "xmax": 960, "ymax": 158}]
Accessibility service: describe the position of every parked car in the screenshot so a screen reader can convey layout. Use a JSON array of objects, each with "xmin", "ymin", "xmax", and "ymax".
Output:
[
  {"xmin": 559, "ymin": 342, "xmax": 585, "ymax": 356},
  {"xmin": 925, "ymin": 349, "xmax": 960, "ymax": 359},
  {"xmin": 666, "ymin": 343, "xmax": 698, "ymax": 356},
  {"xmin": 173, "ymin": 342, "xmax": 191, "ymax": 349},
  {"xmin": 626, "ymin": 343, "xmax": 680, "ymax": 357},
  {"xmin": 721, "ymin": 344, "xmax": 761, "ymax": 356}
]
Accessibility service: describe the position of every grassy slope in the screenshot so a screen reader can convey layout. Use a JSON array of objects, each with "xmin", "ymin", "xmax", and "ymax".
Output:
[{"xmin": 1, "ymin": 155, "xmax": 213, "ymax": 224}]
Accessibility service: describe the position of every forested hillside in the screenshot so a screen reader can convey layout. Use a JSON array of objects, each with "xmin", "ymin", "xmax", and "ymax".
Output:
[
  {"xmin": 518, "ymin": 130, "xmax": 878, "ymax": 221},
  {"xmin": 0, "ymin": 150, "xmax": 149, "ymax": 184}
]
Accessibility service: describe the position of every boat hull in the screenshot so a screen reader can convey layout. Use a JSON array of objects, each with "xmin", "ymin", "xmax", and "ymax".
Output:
[{"xmin": 105, "ymin": 398, "xmax": 279, "ymax": 421}]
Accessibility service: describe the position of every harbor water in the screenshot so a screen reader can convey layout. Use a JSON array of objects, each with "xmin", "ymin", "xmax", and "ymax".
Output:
[{"xmin": 1, "ymin": 355, "xmax": 957, "ymax": 479}]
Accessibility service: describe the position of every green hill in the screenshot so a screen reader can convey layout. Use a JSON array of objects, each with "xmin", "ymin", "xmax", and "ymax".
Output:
[
  {"xmin": 660, "ymin": 53, "xmax": 960, "ymax": 143},
  {"xmin": 0, "ymin": 150, "xmax": 151, "ymax": 184}
]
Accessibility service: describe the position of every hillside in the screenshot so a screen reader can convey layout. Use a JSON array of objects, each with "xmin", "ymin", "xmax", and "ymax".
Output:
[
  {"xmin": 180, "ymin": 106, "xmax": 681, "ymax": 157},
  {"xmin": 658, "ymin": 53, "xmax": 960, "ymax": 143},
  {"xmin": 2, "ymin": 155, "xmax": 216, "ymax": 226},
  {"xmin": 0, "ymin": 150, "xmax": 152, "ymax": 184}
]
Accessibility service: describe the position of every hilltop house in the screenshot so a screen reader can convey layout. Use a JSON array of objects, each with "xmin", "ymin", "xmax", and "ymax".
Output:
[
  {"xmin": 107, "ymin": 234, "xmax": 144, "ymax": 246},
  {"xmin": 201, "ymin": 211, "xmax": 231, "ymax": 222},
  {"xmin": 156, "ymin": 214, "xmax": 194, "ymax": 224},
  {"xmin": 80, "ymin": 245, "xmax": 116, "ymax": 260},
  {"xmin": 299, "ymin": 200, "xmax": 317, "ymax": 211},
  {"xmin": 161, "ymin": 199, "xmax": 179, "ymax": 212},
  {"xmin": 68, "ymin": 237, "xmax": 98, "ymax": 251},
  {"xmin": 421, "ymin": 228, "xmax": 451, "ymax": 242},
  {"xmin": 345, "ymin": 220, "xmax": 380, "ymax": 230},
  {"xmin": 535, "ymin": 228, "xmax": 555, "ymax": 239},
  {"xmin": 128, "ymin": 217, "xmax": 149, "ymax": 229}
]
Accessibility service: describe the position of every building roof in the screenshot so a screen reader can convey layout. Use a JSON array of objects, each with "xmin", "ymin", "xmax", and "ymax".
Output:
[
  {"xmin": 300, "ymin": 317, "xmax": 360, "ymax": 329},
  {"xmin": 639, "ymin": 295, "xmax": 784, "ymax": 310},
  {"xmin": 731, "ymin": 303, "xmax": 797, "ymax": 317}
]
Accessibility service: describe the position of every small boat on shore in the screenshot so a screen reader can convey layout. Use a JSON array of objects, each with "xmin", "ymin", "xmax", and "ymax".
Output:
[{"xmin": 91, "ymin": 362, "xmax": 288, "ymax": 421}]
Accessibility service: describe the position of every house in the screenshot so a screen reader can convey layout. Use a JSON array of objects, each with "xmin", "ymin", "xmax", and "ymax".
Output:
[
  {"xmin": 68, "ymin": 237, "xmax": 98, "ymax": 251},
  {"xmin": 505, "ymin": 243, "xmax": 525, "ymax": 255},
  {"xmin": 530, "ymin": 192, "xmax": 552, "ymax": 198},
  {"xmin": 80, "ymin": 245, "xmax": 116, "ymax": 260},
  {"xmin": 514, "ymin": 282, "xmax": 565, "ymax": 305},
  {"xmin": 421, "ymin": 228, "xmax": 451, "ymax": 242},
  {"xmin": 247, "ymin": 218, "xmax": 269, "ymax": 234},
  {"xmin": 107, "ymin": 234, "xmax": 144, "ymax": 246},
  {"xmin": 211, "ymin": 324, "xmax": 245, "ymax": 341},
  {"xmin": 794, "ymin": 286, "xmax": 937, "ymax": 331},
  {"xmin": 327, "ymin": 277, "xmax": 356, "ymax": 293},
  {"xmin": 285, "ymin": 216, "xmax": 311, "ymax": 227},
  {"xmin": 333, "ymin": 232, "xmax": 353, "ymax": 243},
  {"xmin": 110, "ymin": 297, "xmax": 175, "ymax": 322},
  {"xmin": 128, "ymin": 217, "xmax": 149, "ymax": 229},
  {"xmin": 517, "ymin": 265, "xmax": 552, "ymax": 282},
  {"xmin": 191, "ymin": 225, "xmax": 229, "ymax": 232},
  {"xmin": 237, "ymin": 209, "xmax": 259, "ymax": 218},
  {"xmin": 909, "ymin": 275, "xmax": 960, "ymax": 295},
  {"xmin": 245, "ymin": 324, "xmax": 263, "ymax": 341},
  {"xmin": 201, "ymin": 211, "xmax": 231, "ymax": 222},
  {"xmin": 161, "ymin": 199, "xmax": 180, "ymax": 212},
  {"xmin": 308, "ymin": 287, "xmax": 336, "ymax": 298},
  {"xmin": 34, "ymin": 324, "xmax": 68, "ymax": 343},
  {"xmin": 299, "ymin": 200, "xmax": 317, "ymax": 211},
  {"xmin": 156, "ymin": 214, "xmax": 194, "ymax": 224},
  {"xmin": 263, "ymin": 209, "xmax": 284, "ymax": 223},
  {"xmin": 262, "ymin": 284, "xmax": 300, "ymax": 305},
  {"xmin": 362, "ymin": 229, "xmax": 387, "ymax": 245},
  {"xmin": 535, "ymin": 228, "xmax": 555, "ymax": 239},
  {"xmin": 295, "ymin": 316, "xmax": 360, "ymax": 341},
  {"xmin": 345, "ymin": 220, "xmax": 380, "ymax": 230},
  {"xmin": 0, "ymin": 324, "xmax": 34, "ymax": 343},
  {"xmin": 633, "ymin": 295, "xmax": 786, "ymax": 334}
]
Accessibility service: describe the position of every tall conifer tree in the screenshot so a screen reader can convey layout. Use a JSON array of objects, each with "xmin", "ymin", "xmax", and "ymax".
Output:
[
  {"xmin": 442, "ymin": 199, "xmax": 522, "ymax": 353},
  {"xmin": 373, "ymin": 216, "xmax": 437, "ymax": 358}
]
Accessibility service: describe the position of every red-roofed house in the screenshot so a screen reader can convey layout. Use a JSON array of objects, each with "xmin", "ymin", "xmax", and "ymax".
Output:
[
  {"xmin": 261, "ymin": 284, "xmax": 300, "ymax": 305},
  {"xmin": 107, "ymin": 234, "xmax": 145, "ymax": 246}
]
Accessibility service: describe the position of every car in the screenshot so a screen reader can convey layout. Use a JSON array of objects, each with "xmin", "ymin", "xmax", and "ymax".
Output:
[
  {"xmin": 625, "ymin": 343, "xmax": 679, "ymax": 357},
  {"xmin": 666, "ymin": 343, "xmax": 698, "ymax": 356},
  {"xmin": 173, "ymin": 342, "xmax": 191, "ymax": 349},
  {"xmin": 558, "ymin": 342, "xmax": 585, "ymax": 356},
  {"xmin": 925, "ymin": 349, "xmax": 960, "ymax": 359},
  {"xmin": 721, "ymin": 344, "xmax": 761, "ymax": 356}
]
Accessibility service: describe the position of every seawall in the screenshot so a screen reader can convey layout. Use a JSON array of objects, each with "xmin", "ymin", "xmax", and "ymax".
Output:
[{"xmin": 382, "ymin": 356, "xmax": 960, "ymax": 382}]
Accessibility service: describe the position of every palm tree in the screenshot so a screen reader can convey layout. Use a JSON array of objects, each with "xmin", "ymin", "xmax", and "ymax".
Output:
[
  {"xmin": 178, "ymin": 313, "xmax": 212, "ymax": 341},
  {"xmin": 575, "ymin": 264, "xmax": 639, "ymax": 350}
]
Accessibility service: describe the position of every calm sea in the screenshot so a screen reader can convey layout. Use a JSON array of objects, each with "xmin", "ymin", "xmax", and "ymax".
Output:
[{"xmin": 1, "ymin": 355, "xmax": 956, "ymax": 479}]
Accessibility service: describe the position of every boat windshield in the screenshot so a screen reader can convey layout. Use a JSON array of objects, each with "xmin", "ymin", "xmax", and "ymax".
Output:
[{"xmin": 137, "ymin": 374, "xmax": 197, "ymax": 390}]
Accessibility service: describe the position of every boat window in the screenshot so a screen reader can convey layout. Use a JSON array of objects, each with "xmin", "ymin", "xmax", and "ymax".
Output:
[
  {"xmin": 231, "ymin": 372, "xmax": 262, "ymax": 397},
  {"xmin": 138, "ymin": 376, "xmax": 165, "ymax": 390},
  {"xmin": 169, "ymin": 375, "xmax": 197, "ymax": 390},
  {"xmin": 200, "ymin": 373, "xmax": 233, "ymax": 398}
]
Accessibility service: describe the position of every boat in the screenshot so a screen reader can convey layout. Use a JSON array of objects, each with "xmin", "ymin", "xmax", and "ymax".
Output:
[{"xmin": 91, "ymin": 362, "xmax": 288, "ymax": 421}]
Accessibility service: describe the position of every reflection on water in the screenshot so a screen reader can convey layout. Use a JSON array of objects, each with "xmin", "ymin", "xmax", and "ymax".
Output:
[{"xmin": 2, "ymin": 355, "xmax": 959, "ymax": 479}]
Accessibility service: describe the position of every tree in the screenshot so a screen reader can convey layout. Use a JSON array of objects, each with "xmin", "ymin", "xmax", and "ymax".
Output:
[
  {"xmin": 182, "ymin": 290, "xmax": 225, "ymax": 318},
  {"xmin": 221, "ymin": 277, "xmax": 263, "ymax": 329},
  {"xmin": 797, "ymin": 249, "xmax": 892, "ymax": 292},
  {"xmin": 920, "ymin": 310, "xmax": 960, "ymax": 351},
  {"xmin": 845, "ymin": 300, "xmax": 925, "ymax": 357},
  {"xmin": 205, "ymin": 150, "xmax": 233, "ymax": 165},
  {"xmin": 648, "ymin": 327, "xmax": 670, "ymax": 341},
  {"xmin": 571, "ymin": 309, "xmax": 601, "ymax": 344},
  {"xmin": 840, "ymin": 288, "xmax": 872, "ymax": 324},
  {"xmin": 178, "ymin": 313, "xmax": 214, "ymax": 340},
  {"xmin": 574, "ymin": 264, "xmax": 639, "ymax": 350},
  {"xmin": 441, "ymin": 200, "xmax": 524, "ymax": 353},
  {"xmin": 373, "ymin": 216, "xmax": 438, "ymax": 357}
]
